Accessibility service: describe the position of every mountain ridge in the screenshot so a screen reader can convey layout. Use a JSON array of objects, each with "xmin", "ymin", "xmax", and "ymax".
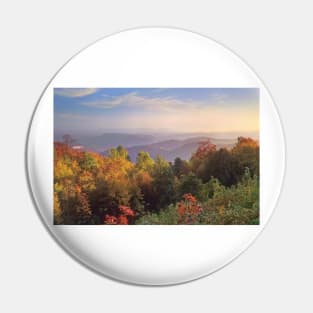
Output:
[{"xmin": 103, "ymin": 136, "xmax": 237, "ymax": 162}]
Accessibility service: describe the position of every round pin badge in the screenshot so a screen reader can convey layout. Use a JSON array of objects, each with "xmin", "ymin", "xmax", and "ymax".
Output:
[{"xmin": 27, "ymin": 27, "xmax": 285, "ymax": 285}]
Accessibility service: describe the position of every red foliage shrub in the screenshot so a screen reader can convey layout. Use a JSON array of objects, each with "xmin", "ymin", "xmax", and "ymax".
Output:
[
  {"xmin": 104, "ymin": 215, "xmax": 118, "ymax": 225},
  {"xmin": 193, "ymin": 140, "xmax": 216, "ymax": 159},
  {"xmin": 119, "ymin": 205, "xmax": 135, "ymax": 217},
  {"xmin": 103, "ymin": 206, "xmax": 135, "ymax": 225},
  {"xmin": 178, "ymin": 194, "xmax": 202, "ymax": 224},
  {"xmin": 118, "ymin": 215, "xmax": 128, "ymax": 225},
  {"xmin": 182, "ymin": 193, "xmax": 197, "ymax": 203}
]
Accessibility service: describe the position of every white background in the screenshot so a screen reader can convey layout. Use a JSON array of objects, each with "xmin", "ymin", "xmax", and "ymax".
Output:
[{"xmin": 0, "ymin": 0, "xmax": 312, "ymax": 312}]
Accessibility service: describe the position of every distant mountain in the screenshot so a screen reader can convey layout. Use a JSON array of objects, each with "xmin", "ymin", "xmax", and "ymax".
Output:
[
  {"xmin": 116, "ymin": 137, "xmax": 237, "ymax": 162},
  {"xmin": 57, "ymin": 131, "xmax": 238, "ymax": 162},
  {"xmin": 76, "ymin": 133, "xmax": 157, "ymax": 152}
]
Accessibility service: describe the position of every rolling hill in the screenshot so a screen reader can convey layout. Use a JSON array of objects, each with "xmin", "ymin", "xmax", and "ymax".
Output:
[
  {"xmin": 106, "ymin": 137, "xmax": 237, "ymax": 162},
  {"xmin": 57, "ymin": 132, "xmax": 238, "ymax": 162}
]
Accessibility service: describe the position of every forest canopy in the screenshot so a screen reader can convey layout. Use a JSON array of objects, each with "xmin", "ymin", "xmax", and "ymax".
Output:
[{"xmin": 54, "ymin": 137, "xmax": 259, "ymax": 225}]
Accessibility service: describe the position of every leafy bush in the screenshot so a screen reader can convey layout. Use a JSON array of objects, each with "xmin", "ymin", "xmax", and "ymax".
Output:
[
  {"xmin": 136, "ymin": 204, "xmax": 179, "ymax": 225},
  {"xmin": 136, "ymin": 170, "xmax": 259, "ymax": 225},
  {"xmin": 199, "ymin": 169, "xmax": 259, "ymax": 225}
]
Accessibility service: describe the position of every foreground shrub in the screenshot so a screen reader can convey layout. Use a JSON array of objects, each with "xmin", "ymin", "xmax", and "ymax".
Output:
[{"xmin": 136, "ymin": 169, "xmax": 259, "ymax": 225}]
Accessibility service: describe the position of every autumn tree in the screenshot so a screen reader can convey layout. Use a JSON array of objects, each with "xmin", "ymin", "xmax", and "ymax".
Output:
[
  {"xmin": 134, "ymin": 166, "xmax": 154, "ymax": 213},
  {"xmin": 190, "ymin": 139, "xmax": 216, "ymax": 173},
  {"xmin": 232, "ymin": 137, "xmax": 259, "ymax": 178},
  {"xmin": 191, "ymin": 137, "xmax": 259, "ymax": 187},
  {"xmin": 54, "ymin": 192, "xmax": 63, "ymax": 224}
]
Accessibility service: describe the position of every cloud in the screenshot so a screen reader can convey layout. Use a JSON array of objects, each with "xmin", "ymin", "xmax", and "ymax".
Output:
[
  {"xmin": 81, "ymin": 92, "xmax": 204, "ymax": 112},
  {"xmin": 55, "ymin": 103, "xmax": 259, "ymax": 134},
  {"xmin": 54, "ymin": 89, "xmax": 259, "ymax": 135},
  {"xmin": 54, "ymin": 88, "xmax": 99, "ymax": 98}
]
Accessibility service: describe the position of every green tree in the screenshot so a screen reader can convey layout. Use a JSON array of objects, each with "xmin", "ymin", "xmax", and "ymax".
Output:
[
  {"xmin": 136, "ymin": 151, "xmax": 154, "ymax": 172},
  {"xmin": 197, "ymin": 148, "xmax": 239, "ymax": 187},
  {"xmin": 173, "ymin": 157, "xmax": 190, "ymax": 177},
  {"xmin": 80, "ymin": 152, "xmax": 98, "ymax": 171},
  {"xmin": 108, "ymin": 145, "xmax": 130, "ymax": 160},
  {"xmin": 178, "ymin": 173, "xmax": 209, "ymax": 202},
  {"xmin": 151, "ymin": 155, "xmax": 176, "ymax": 211}
]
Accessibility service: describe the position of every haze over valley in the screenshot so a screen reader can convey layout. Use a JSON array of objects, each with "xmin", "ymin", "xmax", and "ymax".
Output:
[{"xmin": 54, "ymin": 130, "xmax": 258, "ymax": 162}]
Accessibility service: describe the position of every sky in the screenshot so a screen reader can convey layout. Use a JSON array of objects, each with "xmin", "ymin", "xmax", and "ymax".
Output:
[{"xmin": 54, "ymin": 88, "xmax": 259, "ymax": 135}]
